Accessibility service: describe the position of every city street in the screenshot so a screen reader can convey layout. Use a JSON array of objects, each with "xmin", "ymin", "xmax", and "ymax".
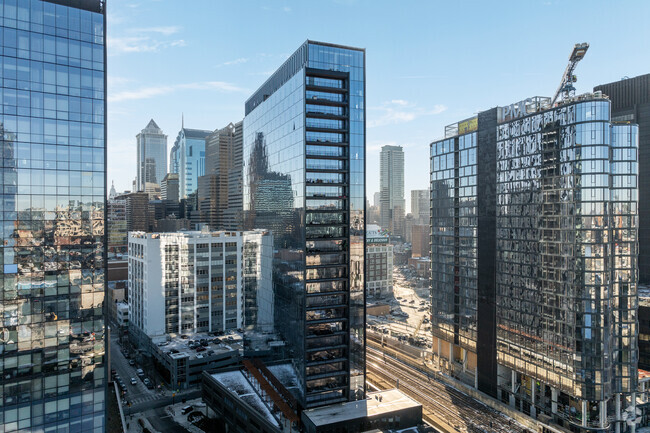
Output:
[{"xmin": 109, "ymin": 332, "xmax": 162, "ymax": 408}]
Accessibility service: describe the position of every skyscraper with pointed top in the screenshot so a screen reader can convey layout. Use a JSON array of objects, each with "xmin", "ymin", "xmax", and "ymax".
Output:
[{"xmin": 136, "ymin": 119, "xmax": 168, "ymax": 191}]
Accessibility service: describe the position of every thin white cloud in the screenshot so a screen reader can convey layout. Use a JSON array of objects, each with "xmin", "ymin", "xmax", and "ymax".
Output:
[
  {"xmin": 215, "ymin": 58, "xmax": 249, "ymax": 68},
  {"xmin": 109, "ymin": 26, "xmax": 185, "ymax": 54},
  {"xmin": 368, "ymin": 100, "xmax": 447, "ymax": 128},
  {"xmin": 283, "ymin": 6, "xmax": 292, "ymax": 12},
  {"xmin": 109, "ymin": 81, "xmax": 248, "ymax": 103},
  {"xmin": 134, "ymin": 26, "xmax": 181, "ymax": 35},
  {"xmin": 108, "ymin": 36, "xmax": 186, "ymax": 54}
]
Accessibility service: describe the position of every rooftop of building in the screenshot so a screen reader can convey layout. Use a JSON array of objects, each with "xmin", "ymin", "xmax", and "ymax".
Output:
[
  {"xmin": 210, "ymin": 369, "xmax": 281, "ymax": 428},
  {"xmin": 246, "ymin": 40, "xmax": 364, "ymax": 116},
  {"xmin": 128, "ymin": 229, "xmax": 269, "ymax": 240},
  {"xmin": 155, "ymin": 332, "xmax": 243, "ymax": 362},
  {"xmin": 178, "ymin": 128, "xmax": 212, "ymax": 140},
  {"xmin": 209, "ymin": 361, "xmax": 301, "ymax": 431},
  {"xmin": 45, "ymin": 0, "xmax": 104, "ymax": 14},
  {"xmin": 434, "ymin": 91, "xmax": 611, "ymax": 142},
  {"xmin": 302, "ymin": 389, "xmax": 421, "ymax": 427}
]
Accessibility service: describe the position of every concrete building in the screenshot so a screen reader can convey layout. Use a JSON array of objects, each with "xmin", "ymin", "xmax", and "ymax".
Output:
[
  {"xmin": 380, "ymin": 145, "xmax": 405, "ymax": 236},
  {"xmin": 136, "ymin": 119, "xmax": 167, "ymax": 191},
  {"xmin": 197, "ymin": 121, "xmax": 244, "ymax": 230},
  {"xmin": 116, "ymin": 191, "xmax": 152, "ymax": 232},
  {"xmin": 116, "ymin": 302, "xmax": 129, "ymax": 328},
  {"xmin": 153, "ymin": 333, "xmax": 242, "ymax": 390},
  {"xmin": 411, "ymin": 224, "xmax": 429, "ymax": 258},
  {"xmin": 411, "ymin": 189, "xmax": 430, "ymax": 225},
  {"xmin": 108, "ymin": 197, "xmax": 128, "ymax": 259},
  {"xmin": 127, "ymin": 230, "xmax": 273, "ymax": 349},
  {"xmin": 202, "ymin": 368, "xmax": 421, "ymax": 433},
  {"xmin": 366, "ymin": 224, "xmax": 393, "ymax": 299},
  {"xmin": 430, "ymin": 94, "xmax": 638, "ymax": 432},
  {"xmin": 243, "ymin": 41, "xmax": 366, "ymax": 408},
  {"xmin": 161, "ymin": 172, "xmax": 180, "ymax": 202}
]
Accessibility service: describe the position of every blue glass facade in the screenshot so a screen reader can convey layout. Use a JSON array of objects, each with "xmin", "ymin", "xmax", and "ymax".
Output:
[
  {"xmin": 243, "ymin": 41, "xmax": 365, "ymax": 408},
  {"xmin": 0, "ymin": 1, "xmax": 106, "ymax": 432},
  {"xmin": 171, "ymin": 128, "xmax": 210, "ymax": 198}
]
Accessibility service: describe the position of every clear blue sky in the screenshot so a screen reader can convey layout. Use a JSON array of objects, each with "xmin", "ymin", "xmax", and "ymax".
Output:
[{"xmin": 108, "ymin": 0, "xmax": 650, "ymax": 210}]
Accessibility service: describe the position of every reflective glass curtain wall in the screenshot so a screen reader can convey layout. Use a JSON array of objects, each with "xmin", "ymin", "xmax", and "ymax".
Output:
[
  {"xmin": 243, "ymin": 41, "xmax": 365, "ymax": 409},
  {"xmin": 0, "ymin": 1, "xmax": 106, "ymax": 432}
]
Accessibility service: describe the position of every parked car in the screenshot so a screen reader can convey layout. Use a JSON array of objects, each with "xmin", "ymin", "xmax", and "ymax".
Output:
[
  {"xmin": 130, "ymin": 378, "xmax": 137, "ymax": 385},
  {"xmin": 181, "ymin": 405, "xmax": 193, "ymax": 415},
  {"xmin": 128, "ymin": 360, "xmax": 136, "ymax": 366}
]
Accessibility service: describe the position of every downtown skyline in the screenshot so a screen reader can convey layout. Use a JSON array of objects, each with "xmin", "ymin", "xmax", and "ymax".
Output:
[{"xmin": 107, "ymin": 0, "xmax": 650, "ymax": 209}]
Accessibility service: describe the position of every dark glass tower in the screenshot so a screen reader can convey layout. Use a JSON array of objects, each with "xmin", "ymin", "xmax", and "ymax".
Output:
[
  {"xmin": 243, "ymin": 41, "xmax": 365, "ymax": 408},
  {"xmin": 0, "ymin": 1, "xmax": 106, "ymax": 432},
  {"xmin": 595, "ymin": 75, "xmax": 650, "ymax": 285},
  {"xmin": 431, "ymin": 96, "xmax": 638, "ymax": 432}
]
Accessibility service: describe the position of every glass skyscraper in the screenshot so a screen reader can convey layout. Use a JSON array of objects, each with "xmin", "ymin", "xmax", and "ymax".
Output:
[
  {"xmin": 0, "ymin": 1, "xmax": 106, "ymax": 432},
  {"xmin": 135, "ymin": 119, "xmax": 166, "ymax": 191},
  {"xmin": 243, "ymin": 40, "xmax": 365, "ymax": 408},
  {"xmin": 430, "ymin": 96, "xmax": 639, "ymax": 432},
  {"xmin": 169, "ymin": 127, "xmax": 211, "ymax": 199}
]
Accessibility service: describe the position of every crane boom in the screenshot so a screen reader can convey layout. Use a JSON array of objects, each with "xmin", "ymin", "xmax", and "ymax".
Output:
[{"xmin": 551, "ymin": 43, "xmax": 589, "ymax": 106}]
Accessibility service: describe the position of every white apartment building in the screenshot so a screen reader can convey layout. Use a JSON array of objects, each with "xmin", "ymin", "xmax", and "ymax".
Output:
[
  {"xmin": 366, "ymin": 224, "xmax": 393, "ymax": 298},
  {"xmin": 128, "ymin": 230, "xmax": 272, "ymax": 347}
]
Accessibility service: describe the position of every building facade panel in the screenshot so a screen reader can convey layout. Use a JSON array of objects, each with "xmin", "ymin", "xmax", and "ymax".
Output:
[{"xmin": 0, "ymin": 1, "xmax": 107, "ymax": 431}]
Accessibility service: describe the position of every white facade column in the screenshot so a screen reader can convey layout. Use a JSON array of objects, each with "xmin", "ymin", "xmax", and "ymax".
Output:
[
  {"xmin": 475, "ymin": 367, "xmax": 478, "ymax": 389},
  {"xmin": 599, "ymin": 400, "xmax": 606, "ymax": 429},
  {"xmin": 582, "ymin": 400, "xmax": 587, "ymax": 427},
  {"xmin": 510, "ymin": 370, "xmax": 516, "ymax": 407},
  {"xmin": 462, "ymin": 349, "xmax": 467, "ymax": 373},
  {"xmin": 530, "ymin": 378, "xmax": 536, "ymax": 418},
  {"xmin": 551, "ymin": 387, "xmax": 558, "ymax": 414},
  {"xmin": 616, "ymin": 393, "xmax": 621, "ymax": 433}
]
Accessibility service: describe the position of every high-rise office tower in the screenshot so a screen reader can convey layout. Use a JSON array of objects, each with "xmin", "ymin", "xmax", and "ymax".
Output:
[
  {"xmin": 595, "ymin": 74, "xmax": 650, "ymax": 285},
  {"xmin": 0, "ymin": 1, "xmax": 106, "ymax": 432},
  {"xmin": 160, "ymin": 172, "xmax": 179, "ymax": 202},
  {"xmin": 430, "ymin": 96, "xmax": 638, "ymax": 431},
  {"xmin": 411, "ymin": 189, "xmax": 429, "ymax": 225},
  {"xmin": 243, "ymin": 40, "xmax": 366, "ymax": 408},
  {"xmin": 197, "ymin": 121, "xmax": 243, "ymax": 230},
  {"xmin": 136, "ymin": 119, "xmax": 167, "ymax": 191},
  {"xmin": 379, "ymin": 145, "xmax": 405, "ymax": 236},
  {"xmin": 169, "ymin": 126, "xmax": 211, "ymax": 198}
]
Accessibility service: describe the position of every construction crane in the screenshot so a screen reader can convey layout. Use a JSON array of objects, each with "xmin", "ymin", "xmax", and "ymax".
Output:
[{"xmin": 551, "ymin": 42, "xmax": 589, "ymax": 106}]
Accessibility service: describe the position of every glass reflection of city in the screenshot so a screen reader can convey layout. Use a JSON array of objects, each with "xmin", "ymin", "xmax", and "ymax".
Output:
[
  {"xmin": 0, "ymin": 1, "xmax": 106, "ymax": 432},
  {"xmin": 431, "ymin": 98, "xmax": 638, "ymax": 429},
  {"xmin": 243, "ymin": 41, "xmax": 365, "ymax": 408}
]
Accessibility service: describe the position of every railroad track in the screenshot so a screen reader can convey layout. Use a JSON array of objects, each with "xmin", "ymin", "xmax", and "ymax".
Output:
[{"xmin": 366, "ymin": 346, "xmax": 533, "ymax": 433}]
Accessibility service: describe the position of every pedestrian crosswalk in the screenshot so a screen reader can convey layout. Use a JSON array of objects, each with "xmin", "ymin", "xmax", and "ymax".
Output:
[{"xmin": 127, "ymin": 392, "xmax": 164, "ymax": 407}]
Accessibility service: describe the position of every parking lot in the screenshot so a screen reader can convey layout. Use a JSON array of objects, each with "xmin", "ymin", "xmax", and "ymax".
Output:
[{"xmin": 367, "ymin": 265, "xmax": 433, "ymax": 349}]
